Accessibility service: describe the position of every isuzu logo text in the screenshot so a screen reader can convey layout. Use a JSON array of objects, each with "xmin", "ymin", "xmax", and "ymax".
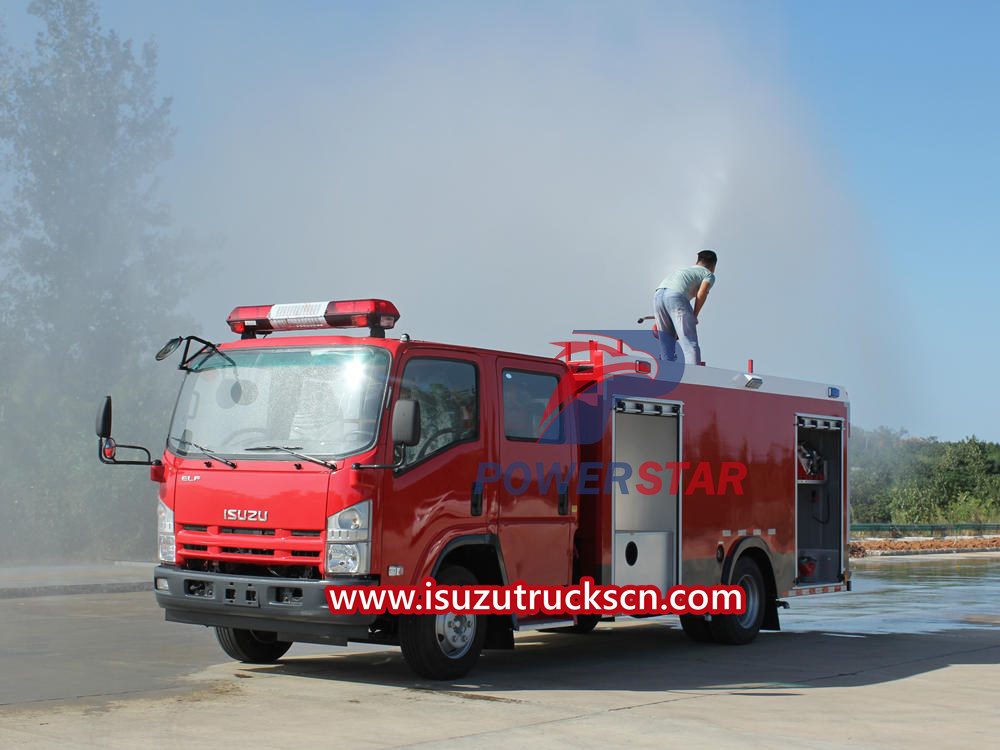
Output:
[{"xmin": 223, "ymin": 509, "xmax": 269, "ymax": 522}]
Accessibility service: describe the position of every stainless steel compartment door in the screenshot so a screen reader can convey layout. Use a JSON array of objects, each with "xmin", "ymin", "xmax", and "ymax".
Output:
[{"xmin": 612, "ymin": 404, "xmax": 680, "ymax": 595}]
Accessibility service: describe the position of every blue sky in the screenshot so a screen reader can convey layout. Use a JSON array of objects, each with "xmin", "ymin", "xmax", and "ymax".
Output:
[
  {"xmin": 781, "ymin": 1, "xmax": 1000, "ymax": 441},
  {"xmin": 3, "ymin": 1, "xmax": 998, "ymax": 440},
  {"xmin": 783, "ymin": 2, "xmax": 1000, "ymax": 284}
]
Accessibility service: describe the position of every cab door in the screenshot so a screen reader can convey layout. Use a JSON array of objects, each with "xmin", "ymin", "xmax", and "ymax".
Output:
[
  {"xmin": 380, "ymin": 353, "xmax": 494, "ymax": 582},
  {"xmin": 495, "ymin": 359, "xmax": 574, "ymax": 586}
]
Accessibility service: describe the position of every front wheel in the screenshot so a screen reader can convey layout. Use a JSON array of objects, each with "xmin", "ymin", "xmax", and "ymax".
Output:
[
  {"xmin": 399, "ymin": 565, "xmax": 486, "ymax": 680},
  {"xmin": 215, "ymin": 627, "xmax": 292, "ymax": 663},
  {"xmin": 709, "ymin": 556, "xmax": 766, "ymax": 645}
]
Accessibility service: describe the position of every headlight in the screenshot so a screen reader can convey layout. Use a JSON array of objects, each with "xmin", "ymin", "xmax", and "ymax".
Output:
[
  {"xmin": 326, "ymin": 500, "xmax": 371, "ymax": 575},
  {"xmin": 157, "ymin": 500, "xmax": 175, "ymax": 564},
  {"xmin": 326, "ymin": 542, "xmax": 370, "ymax": 575}
]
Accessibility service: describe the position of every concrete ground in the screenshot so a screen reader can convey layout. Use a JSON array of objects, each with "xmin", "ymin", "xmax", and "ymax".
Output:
[{"xmin": 1, "ymin": 587, "xmax": 998, "ymax": 748}]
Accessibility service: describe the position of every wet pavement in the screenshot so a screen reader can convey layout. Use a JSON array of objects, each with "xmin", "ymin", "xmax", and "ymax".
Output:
[{"xmin": 781, "ymin": 553, "xmax": 1000, "ymax": 634}]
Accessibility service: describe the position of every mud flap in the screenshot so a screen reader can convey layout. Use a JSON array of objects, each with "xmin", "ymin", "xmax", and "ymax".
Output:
[{"xmin": 762, "ymin": 599, "xmax": 781, "ymax": 631}]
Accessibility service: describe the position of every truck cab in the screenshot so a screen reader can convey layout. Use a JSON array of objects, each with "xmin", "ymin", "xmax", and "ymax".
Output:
[{"xmin": 101, "ymin": 299, "xmax": 578, "ymax": 679}]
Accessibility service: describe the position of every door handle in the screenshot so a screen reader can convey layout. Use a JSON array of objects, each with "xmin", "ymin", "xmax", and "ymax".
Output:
[
  {"xmin": 558, "ymin": 489, "xmax": 569, "ymax": 516},
  {"xmin": 471, "ymin": 482, "xmax": 483, "ymax": 517}
]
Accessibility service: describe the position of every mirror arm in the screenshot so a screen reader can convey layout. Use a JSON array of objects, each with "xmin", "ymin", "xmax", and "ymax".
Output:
[
  {"xmin": 97, "ymin": 439, "xmax": 159, "ymax": 466},
  {"xmin": 178, "ymin": 336, "xmax": 236, "ymax": 371},
  {"xmin": 351, "ymin": 445, "xmax": 406, "ymax": 471}
]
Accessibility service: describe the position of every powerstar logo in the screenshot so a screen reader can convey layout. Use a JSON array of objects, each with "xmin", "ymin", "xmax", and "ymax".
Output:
[
  {"xmin": 223, "ymin": 509, "xmax": 269, "ymax": 522},
  {"xmin": 540, "ymin": 328, "xmax": 685, "ymax": 446}
]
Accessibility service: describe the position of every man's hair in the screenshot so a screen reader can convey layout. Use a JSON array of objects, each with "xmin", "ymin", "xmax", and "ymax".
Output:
[{"xmin": 697, "ymin": 250, "xmax": 718, "ymax": 266}]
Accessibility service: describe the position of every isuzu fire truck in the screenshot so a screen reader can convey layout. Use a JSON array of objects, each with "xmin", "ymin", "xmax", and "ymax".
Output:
[{"xmin": 96, "ymin": 298, "xmax": 850, "ymax": 679}]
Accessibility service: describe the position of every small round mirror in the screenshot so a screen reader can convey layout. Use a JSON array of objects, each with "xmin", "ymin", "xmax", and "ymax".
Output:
[
  {"xmin": 102, "ymin": 437, "xmax": 117, "ymax": 461},
  {"xmin": 155, "ymin": 337, "xmax": 184, "ymax": 361}
]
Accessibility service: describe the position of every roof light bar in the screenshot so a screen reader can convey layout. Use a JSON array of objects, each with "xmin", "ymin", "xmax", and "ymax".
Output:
[{"xmin": 227, "ymin": 299, "xmax": 400, "ymax": 339}]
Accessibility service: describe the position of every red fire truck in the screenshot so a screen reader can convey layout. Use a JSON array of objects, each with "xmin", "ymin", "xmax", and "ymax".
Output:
[{"xmin": 96, "ymin": 298, "xmax": 850, "ymax": 679}]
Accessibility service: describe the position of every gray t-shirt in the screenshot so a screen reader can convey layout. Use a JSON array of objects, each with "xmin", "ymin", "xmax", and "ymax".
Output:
[{"xmin": 657, "ymin": 265, "xmax": 716, "ymax": 299}]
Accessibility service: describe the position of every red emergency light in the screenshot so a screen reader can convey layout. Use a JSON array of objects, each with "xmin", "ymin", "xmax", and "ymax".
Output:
[{"xmin": 227, "ymin": 299, "xmax": 400, "ymax": 339}]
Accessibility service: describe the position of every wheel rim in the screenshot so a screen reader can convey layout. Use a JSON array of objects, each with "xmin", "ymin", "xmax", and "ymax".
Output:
[
  {"xmin": 735, "ymin": 573, "xmax": 761, "ymax": 630},
  {"xmin": 434, "ymin": 612, "xmax": 476, "ymax": 659}
]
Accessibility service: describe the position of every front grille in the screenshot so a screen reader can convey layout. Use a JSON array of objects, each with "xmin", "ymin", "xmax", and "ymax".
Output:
[
  {"xmin": 221, "ymin": 547, "xmax": 274, "ymax": 556},
  {"xmin": 181, "ymin": 559, "xmax": 321, "ymax": 579},
  {"xmin": 220, "ymin": 527, "xmax": 275, "ymax": 536},
  {"xmin": 177, "ymin": 523, "xmax": 324, "ymax": 567}
]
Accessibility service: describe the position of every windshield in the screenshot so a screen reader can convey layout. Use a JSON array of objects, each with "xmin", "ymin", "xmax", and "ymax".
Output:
[{"xmin": 168, "ymin": 346, "xmax": 391, "ymax": 459}]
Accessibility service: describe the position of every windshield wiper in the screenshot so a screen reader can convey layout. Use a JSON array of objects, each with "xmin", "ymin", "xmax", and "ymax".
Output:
[
  {"xmin": 244, "ymin": 445, "xmax": 338, "ymax": 471},
  {"xmin": 169, "ymin": 436, "xmax": 237, "ymax": 469}
]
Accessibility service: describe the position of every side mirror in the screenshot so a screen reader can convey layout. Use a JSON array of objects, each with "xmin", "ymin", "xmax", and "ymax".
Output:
[
  {"xmin": 350, "ymin": 399, "xmax": 421, "ymax": 471},
  {"xmin": 95, "ymin": 395, "xmax": 156, "ymax": 467},
  {"xmin": 391, "ymin": 399, "xmax": 421, "ymax": 447},
  {"xmin": 96, "ymin": 396, "xmax": 113, "ymax": 438},
  {"xmin": 155, "ymin": 336, "xmax": 184, "ymax": 361}
]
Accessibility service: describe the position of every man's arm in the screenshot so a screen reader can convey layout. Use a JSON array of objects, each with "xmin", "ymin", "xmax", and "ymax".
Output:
[{"xmin": 692, "ymin": 281, "xmax": 711, "ymax": 322}]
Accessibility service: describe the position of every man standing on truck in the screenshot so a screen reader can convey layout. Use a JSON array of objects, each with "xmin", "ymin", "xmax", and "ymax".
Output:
[{"xmin": 654, "ymin": 250, "xmax": 717, "ymax": 364}]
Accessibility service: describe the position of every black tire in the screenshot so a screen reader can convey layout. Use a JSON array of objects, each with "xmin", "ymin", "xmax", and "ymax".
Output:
[
  {"xmin": 679, "ymin": 614, "xmax": 714, "ymax": 642},
  {"xmin": 215, "ymin": 627, "xmax": 292, "ymax": 663},
  {"xmin": 709, "ymin": 555, "xmax": 766, "ymax": 645},
  {"xmin": 568, "ymin": 614, "xmax": 601, "ymax": 634},
  {"xmin": 399, "ymin": 565, "xmax": 486, "ymax": 680}
]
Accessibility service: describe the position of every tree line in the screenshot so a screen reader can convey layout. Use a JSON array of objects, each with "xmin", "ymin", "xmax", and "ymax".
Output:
[
  {"xmin": 849, "ymin": 427, "xmax": 1000, "ymax": 524},
  {"xmin": 1, "ymin": 0, "xmax": 196, "ymax": 563}
]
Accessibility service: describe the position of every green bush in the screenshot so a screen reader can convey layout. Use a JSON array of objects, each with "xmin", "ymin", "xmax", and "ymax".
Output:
[{"xmin": 851, "ymin": 428, "xmax": 1000, "ymax": 525}]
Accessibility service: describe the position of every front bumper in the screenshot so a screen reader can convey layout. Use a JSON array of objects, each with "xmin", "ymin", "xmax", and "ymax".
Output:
[{"xmin": 153, "ymin": 565, "xmax": 378, "ymax": 646}]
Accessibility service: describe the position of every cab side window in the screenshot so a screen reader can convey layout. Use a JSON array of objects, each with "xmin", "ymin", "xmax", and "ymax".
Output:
[
  {"xmin": 398, "ymin": 358, "xmax": 478, "ymax": 469},
  {"xmin": 502, "ymin": 369, "xmax": 563, "ymax": 442}
]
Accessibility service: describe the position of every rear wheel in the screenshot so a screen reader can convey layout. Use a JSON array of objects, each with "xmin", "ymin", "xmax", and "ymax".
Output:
[
  {"xmin": 400, "ymin": 565, "xmax": 486, "ymax": 680},
  {"xmin": 679, "ymin": 614, "xmax": 714, "ymax": 642},
  {"xmin": 215, "ymin": 627, "xmax": 292, "ymax": 663},
  {"xmin": 568, "ymin": 615, "xmax": 601, "ymax": 634},
  {"xmin": 709, "ymin": 556, "xmax": 766, "ymax": 645}
]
